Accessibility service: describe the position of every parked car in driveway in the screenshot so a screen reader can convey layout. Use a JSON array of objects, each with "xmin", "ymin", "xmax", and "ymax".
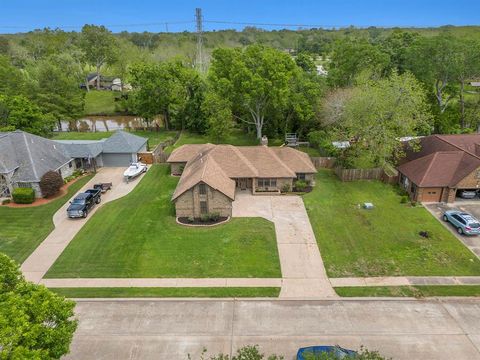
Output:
[
  {"xmin": 443, "ymin": 210, "xmax": 480, "ymax": 235},
  {"xmin": 296, "ymin": 345, "xmax": 357, "ymax": 359},
  {"xmin": 67, "ymin": 189, "xmax": 101, "ymax": 218},
  {"xmin": 458, "ymin": 190, "xmax": 478, "ymax": 199}
]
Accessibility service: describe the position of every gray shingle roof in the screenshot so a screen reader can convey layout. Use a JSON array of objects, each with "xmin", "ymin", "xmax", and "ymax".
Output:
[
  {"xmin": 0, "ymin": 131, "xmax": 71, "ymax": 182},
  {"xmin": 55, "ymin": 140, "xmax": 105, "ymax": 158},
  {"xmin": 102, "ymin": 131, "xmax": 147, "ymax": 153}
]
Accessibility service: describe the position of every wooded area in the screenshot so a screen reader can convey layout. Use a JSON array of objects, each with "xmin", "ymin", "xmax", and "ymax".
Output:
[{"xmin": 1, "ymin": 25, "xmax": 479, "ymax": 168}]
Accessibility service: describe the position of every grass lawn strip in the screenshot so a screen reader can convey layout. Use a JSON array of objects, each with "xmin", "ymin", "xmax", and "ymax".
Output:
[
  {"xmin": 84, "ymin": 91, "xmax": 117, "ymax": 115},
  {"xmin": 304, "ymin": 170, "xmax": 480, "ymax": 277},
  {"xmin": 50, "ymin": 287, "xmax": 280, "ymax": 298},
  {"xmin": 46, "ymin": 165, "xmax": 280, "ymax": 279},
  {"xmin": 335, "ymin": 286, "xmax": 480, "ymax": 297},
  {"xmin": 0, "ymin": 175, "xmax": 93, "ymax": 263}
]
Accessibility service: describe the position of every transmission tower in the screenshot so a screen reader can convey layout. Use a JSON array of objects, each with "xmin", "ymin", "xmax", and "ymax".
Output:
[{"xmin": 195, "ymin": 8, "xmax": 205, "ymax": 73}]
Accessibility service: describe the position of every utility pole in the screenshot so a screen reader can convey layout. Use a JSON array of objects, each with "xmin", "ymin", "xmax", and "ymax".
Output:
[{"xmin": 195, "ymin": 8, "xmax": 205, "ymax": 73}]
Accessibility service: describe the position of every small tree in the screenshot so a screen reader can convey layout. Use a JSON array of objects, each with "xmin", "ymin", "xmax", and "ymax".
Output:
[
  {"xmin": 0, "ymin": 253, "xmax": 78, "ymax": 359},
  {"xmin": 203, "ymin": 91, "xmax": 233, "ymax": 141},
  {"xmin": 40, "ymin": 170, "xmax": 64, "ymax": 198}
]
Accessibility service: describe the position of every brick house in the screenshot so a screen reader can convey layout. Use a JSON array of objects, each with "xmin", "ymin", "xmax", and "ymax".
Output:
[
  {"xmin": 397, "ymin": 134, "xmax": 480, "ymax": 203},
  {"xmin": 167, "ymin": 144, "xmax": 317, "ymax": 218}
]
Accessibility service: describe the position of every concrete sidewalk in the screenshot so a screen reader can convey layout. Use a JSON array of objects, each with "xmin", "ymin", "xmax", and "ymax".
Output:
[
  {"xmin": 21, "ymin": 168, "xmax": 146, "ymax": 283},
  {"xmin": 232, "ymin": 193, "xmax": 336, "ymax": 298}
]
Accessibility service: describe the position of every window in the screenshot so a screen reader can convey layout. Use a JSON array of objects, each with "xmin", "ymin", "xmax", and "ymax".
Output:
[
  {"xmin": 257, "ymin": 178, "xmax": 277, "ymax": 188},
  {"xmin": 200, "ymin": 200, "xmax": 208, "ymax": 214},
  {"xmin": 297, "ymin": 173, "xmax": 306, "ymax": 181},
  {"xmin": 199, "ymin": 183, "xmax": 207, "ymax": 195},
  {"xmin": 69, "ymin": 161, "xmax": 73, "ymax": 168},
  {"xmin": 17, "ymin": 182, "xmax": 31, "ymax": 188}
]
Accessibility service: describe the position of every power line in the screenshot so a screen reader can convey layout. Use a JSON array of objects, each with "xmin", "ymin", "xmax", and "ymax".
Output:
[{"xmin": 0, "ymin": 20, "xmax": 194, "ymax": 30}]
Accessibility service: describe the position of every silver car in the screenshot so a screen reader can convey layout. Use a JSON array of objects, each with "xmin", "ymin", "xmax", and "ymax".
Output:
[
  {"xmin": 459, "ymin": 190, "xmax": 478, "ymax": 199},
  {"xmin": 443, "ymin": 210, "xmax": 480, "ymax": 235}
]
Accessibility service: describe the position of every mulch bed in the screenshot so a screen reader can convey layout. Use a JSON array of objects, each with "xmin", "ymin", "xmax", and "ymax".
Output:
[{"xmin": 178, "ymin": 216, "xmax": 229, "ymax": 226}]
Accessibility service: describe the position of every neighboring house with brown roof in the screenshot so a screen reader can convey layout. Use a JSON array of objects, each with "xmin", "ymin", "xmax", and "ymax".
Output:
[
  {"xmin": 397, "ymin": 134, "xmax": 480, "ymax": 203},
  {"xmin": 167, "ymin": 144, "xmax": 317, "ymax": 218}
]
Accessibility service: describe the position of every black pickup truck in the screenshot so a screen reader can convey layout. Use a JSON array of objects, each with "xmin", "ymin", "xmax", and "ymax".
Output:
[{"xmin": 67, "ymin": 189, "xmax": 101, "ymax": 218}]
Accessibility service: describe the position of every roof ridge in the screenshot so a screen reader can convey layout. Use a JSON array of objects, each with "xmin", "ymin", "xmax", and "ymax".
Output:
[
  {"xmin": 434, "ymin": 134, "xmax": 480, "ymax": 160},
  {"xmin": 265, "ymin": 146, "xmax": 296, "ymax": 177},
  {"xmin": 286, "ymin": 147, "xmax": 315, "ymax": 172},
  {"xmin": 230, "ymin": 145, "xmax": 259, "ymax": 176},
  {"xmin": 21, "ymin": 132, "xmax": 39, "ymax": 181},
  {"xmin": 418, "ymin": 152, "xmax": 438, "ymax": 186}
]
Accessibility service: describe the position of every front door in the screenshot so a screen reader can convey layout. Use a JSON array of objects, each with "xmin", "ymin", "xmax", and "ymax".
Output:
[{"xmin": 239, "ymin": 178, "xmax": 247, "ymax": 190}]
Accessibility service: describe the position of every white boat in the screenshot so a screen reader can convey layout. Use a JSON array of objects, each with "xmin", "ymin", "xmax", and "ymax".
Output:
[{"xmin": 123, "ymin": 162, "xmax": 147, "ymax": 182}]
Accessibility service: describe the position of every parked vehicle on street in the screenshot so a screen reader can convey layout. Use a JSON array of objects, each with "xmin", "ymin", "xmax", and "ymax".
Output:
[
  {"xmin": 296, "ymin": 345, "xmax": 357, "ymax": 359},
  {"xmin": 458, "ymin": 190, "xmax": 478, "ymax": 199},
  {"xmin": 94, "ymin": 182, "xmax": 113, "ymax": 193},
  {"xmin": 443, "ymin": 210, "xmax": 480, "ymax": 235},
  {"xmin": 123, "ymin": 162, "xmax": 147, "ymax": 182},
  {"xmin": 67, "ymin": 189, "xmax": 101, "ymax": 218}
]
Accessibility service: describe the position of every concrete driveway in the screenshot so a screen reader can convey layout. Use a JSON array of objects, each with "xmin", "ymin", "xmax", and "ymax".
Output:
[
  {"xmin": 21, "ymin": 167, "xmax": 146, "ymax": 283},
  {"xmin": 425, "ymin": 202, "xmax": 480, "ymax": 259},
  {"xmin": 232, "ymin": 193, "xmax": 335, "ymax": 298},
  {"xmin": 65, "ymin": 298, "xmax": 480, "ymax": 360}
]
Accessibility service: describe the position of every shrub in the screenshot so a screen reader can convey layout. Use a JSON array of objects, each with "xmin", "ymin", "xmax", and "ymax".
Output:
[
  {"xmin": 400, "ymin": 196, "xmax": 409, "ymax": 204},
  {"xmin": 200, "ymin": 214, "xmax": 210, "ymax": 222},
  {"xmin": 294, "ymin": 180, "xmax": 308, "ymax": 192},
  {"xmin": 209, "ymin": 212, "xmax": 220, "ymax": 221},
  {"xmin": 39, "ymin": 170, "xmax": 64, "ymax": 198},
  {"xmin": 12, "ymin": 188, "xmax": 35, "ymax": 204},
  {"xmin": 187, "ymin": 216, "xmax": 194, "ymax": 223},
  {"xmin": 281, "ymin": 183, "xmax": 291, "ymax": 193},
  {"xmin": 2, "ymin": 199, "xmax": 11, "ymax": 205},
  {"xmin": 72, "ymin": 169, "xmax": 84, "ymax": 177}
]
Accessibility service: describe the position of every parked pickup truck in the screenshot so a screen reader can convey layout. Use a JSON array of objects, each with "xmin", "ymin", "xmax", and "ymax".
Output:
[
  {"xmin": 67, "ymin": 189, "xmax": 101, "ymax": 218},
  {"xmin": 93, "ymin": 182, "xmax": 113, "ymax": 193}
]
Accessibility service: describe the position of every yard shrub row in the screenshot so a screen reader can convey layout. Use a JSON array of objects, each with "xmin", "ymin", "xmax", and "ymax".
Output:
[{"xmin": 12, "ymin": 188, "xmax": 35, "ymax": 204}]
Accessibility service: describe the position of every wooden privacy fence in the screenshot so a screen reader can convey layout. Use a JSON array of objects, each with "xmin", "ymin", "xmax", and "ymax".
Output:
[
  {"xmin": 334, "ymin": 166, "xmax": 399, "ymax": 183},
  {"xmin": 138, "ymin": 131, "xmax": 180, "ymax": 164},
  {"xmin": 310, "ymin": 157, "xmax": 336, "ymax": 169}
]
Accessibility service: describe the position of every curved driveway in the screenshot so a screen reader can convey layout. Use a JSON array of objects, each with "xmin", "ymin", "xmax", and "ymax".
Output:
[{"xmin": 21, "ymin": 168, "xmax": 146, "ymax": 283}]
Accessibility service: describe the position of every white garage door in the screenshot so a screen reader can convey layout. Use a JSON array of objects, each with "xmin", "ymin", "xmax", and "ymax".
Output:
[{"xmin": 102, "ymin": 153, "xmax": 135, "ymax": 167}]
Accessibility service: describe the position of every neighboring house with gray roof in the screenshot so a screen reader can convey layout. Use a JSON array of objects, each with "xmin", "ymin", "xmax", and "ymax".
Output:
[
  {"xmin": 0, "ymin": 130, "xmax": 148, "ymax": 199},
  {"xmin": 55, "ymin": 130, "xmax": 147, "ymax": 169},
  {"xmin": 0, "ymin": 131, "xmax": 75, "ymax": 198}
]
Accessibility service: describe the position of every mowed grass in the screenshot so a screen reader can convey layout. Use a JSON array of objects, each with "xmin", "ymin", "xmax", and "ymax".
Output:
[
  {"xmin": 335, "ymin": 286, "xmax": 480, "ymax": 297},
  {"xmin": 304, "ymin": 170, "xmax": 480, "ymax": 277},
  {"xmin": 50, "ymin": 287, "xmax": 280, "ymax": 298},
  {"xmin": 52, "ymin": 130, "xmax": 177, "ymax": 149},
  {"xmin": 84, "ymin": 90, "xmax": 117, "ymax": 115},
  {"xmin": 0, "ymin": 175, "xmax": 93, "ymax": 263},
  {"xmin": 46, "ymin": 165, "xmax": 280, "ymax": 278}
]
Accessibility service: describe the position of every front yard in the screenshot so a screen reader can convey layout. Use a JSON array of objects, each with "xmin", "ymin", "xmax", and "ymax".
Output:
[
  {"xmin": 304, "ymin": 170, "xmax": 480, "ymax": 277},
  {"xmin": 46, "ymin": 165, "xmax": 280, "ymax": 278},
  {"xmin": 0, "ymin": 175, "xmax": 93, "ymax": 263}
]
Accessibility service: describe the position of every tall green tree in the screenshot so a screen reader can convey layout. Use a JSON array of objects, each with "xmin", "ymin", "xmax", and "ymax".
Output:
[
  {"xmin": 0, "ymin": 95, "xmax": 54, "ymax": 135},
  {"xmin": 328, "ymin": 72, "xmax": 433, "ymax": 167},
  {"xmin": 80, "ymin": 25, "xmax": 117, "ymax": 90},
  {"xmin": 0, "ymin": 55, "xmax": 25, "ymax": 95},
  {"xmin": 327, "ymin": 38, "xmax": 390, "ymax": 87},
  {"xmin": 209, "ymin": 45, "xmax": 298, "ymax": 139},
  {"xmin": 202, "ymin": 91, "xmax": 233, "ymax": 141},
  {"xmin": 0, "ymin": 253, "xmax": 77, "ymax": 359}
]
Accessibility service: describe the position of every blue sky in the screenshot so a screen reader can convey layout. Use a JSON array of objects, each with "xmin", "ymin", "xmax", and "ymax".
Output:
[{"xmin": 1, "ymin": 0, "xmax": 479, "ymax": 33}]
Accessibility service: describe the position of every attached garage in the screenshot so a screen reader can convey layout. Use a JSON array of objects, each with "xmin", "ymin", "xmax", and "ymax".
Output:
[
  {"xmin": 101, "ymin": 153, "xmax": 137, "ymax": 167},
  {"xmin": 419, "ymin": 187, "xmax": 443, "ymax": 203}
]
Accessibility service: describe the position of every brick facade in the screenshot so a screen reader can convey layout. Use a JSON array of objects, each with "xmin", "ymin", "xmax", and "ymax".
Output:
[{"xmin": 174, "ymin": 182, "xmax": 232, "ymax": 218}]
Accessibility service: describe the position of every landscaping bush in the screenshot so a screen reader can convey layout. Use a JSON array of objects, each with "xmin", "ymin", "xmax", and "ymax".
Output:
[
  {"xmin": 12, "ymin": 188, "xmax": 35, "ymax": 204},
  {"xmin": 200, "ymin": 214, "xmax": 210, "ymax": 222},
  {"xmin": 72, "ymin": 169, "xmax": 84, "ymax": 177},
  {"xmin": 187, "ymin": 216, "xmax": 194, "ymax": 223},
  {"xmin": 209, "ymin": 212, "xmax": 220, "ymax": 221},
  {"xmin": 400, "ymin": 196, "xmax": 409, "ymax": 204},
  {"xmin": 281, "ymin": 183, "xmax": 291, "ymax": 193},
  {"xmin": 39, "ymin": 170, "xmax": 64, "ymax": 198},
  {"xmin": 2, "ymin": 199, "xmax": 11, "ymax": 205},
  {"xmin": 294, "ymin": 180, "xmax": 308, "ymax": 192}
]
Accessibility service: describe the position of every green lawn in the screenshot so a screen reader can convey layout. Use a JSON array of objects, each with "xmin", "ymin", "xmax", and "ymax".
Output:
[
  {"xmin": 335, "ymin": 286, "xmax": 480, "ymax": 297},
  {"xmin": 46, "ymin": 165, "xmax": 280, "ymax": 278},
  {"xmin": 84, "ymin": 90, "xmax": 118, "ymax": 115},
  {"xmin": 303, "ymin": 170, "xmax": 480, "ymax": 277},
  {"xmin": 51, "ymin": 130, "xmax": 177, "ymax": 149},
  {"xmin": 0, "ymin": 175, "xmax": 93, "ymax": 263},
  {"xmin": 50, "ymin": 287, "xmax": 280, "ymax": 298}
]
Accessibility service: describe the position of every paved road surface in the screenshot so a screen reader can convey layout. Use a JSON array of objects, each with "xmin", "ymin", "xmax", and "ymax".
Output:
[{"xmin": 66, "ymin": 298, "xmax": 480, "ymax": 360}]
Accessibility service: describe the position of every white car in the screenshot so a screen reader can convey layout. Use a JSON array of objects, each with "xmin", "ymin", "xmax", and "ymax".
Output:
[{"xmin": 123, "ymin": 162, "xmax": 147, "ymax": 182}]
